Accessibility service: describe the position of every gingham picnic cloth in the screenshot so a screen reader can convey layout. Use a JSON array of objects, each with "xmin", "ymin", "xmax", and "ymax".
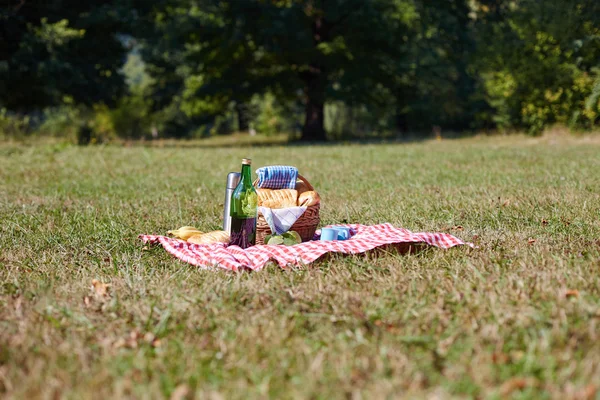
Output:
[
  {"xmin": 255, "ymin": 166, "xmax": 298, "ymax": 189},
  {"xmin": 139, "ymin": 223, "xmax": 472, "ymax": 272}
]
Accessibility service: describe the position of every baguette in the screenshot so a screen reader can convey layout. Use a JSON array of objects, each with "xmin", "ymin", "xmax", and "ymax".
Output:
[{"xmin": 187, "ymin": 230, "xmax": 230, "ymax": 244}]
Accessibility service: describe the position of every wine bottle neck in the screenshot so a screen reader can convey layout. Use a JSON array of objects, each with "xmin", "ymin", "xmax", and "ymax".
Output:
[{"xmin": 240, "ymin": 164, "xmax": 252, "ymax": 185}]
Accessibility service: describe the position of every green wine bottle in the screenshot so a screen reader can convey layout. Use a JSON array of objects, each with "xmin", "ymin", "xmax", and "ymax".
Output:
[{"xmin": 229, "ymin": 158, "xmax": 258, "ymax": 248}]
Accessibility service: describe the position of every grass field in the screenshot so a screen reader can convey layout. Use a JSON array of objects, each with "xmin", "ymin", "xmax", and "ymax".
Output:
[{"xmin": 1, "ymin": 132, "xmax": 600, "ymax": 399}]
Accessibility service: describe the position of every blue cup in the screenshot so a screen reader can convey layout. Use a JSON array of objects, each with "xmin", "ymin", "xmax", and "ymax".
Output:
[
  {"xmin": 320, "ymin": 227, "xmax": 338, "ymax": 241},
  {"xmin": 331, "ymin": 226, "xmax": 351, "ymax": 240}
]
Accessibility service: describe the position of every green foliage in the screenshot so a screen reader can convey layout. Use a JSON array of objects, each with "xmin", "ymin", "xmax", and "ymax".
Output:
[
  {"xmin": 109, "ymin": 96, "xmax": 153, "ymax": 140},
  {"xmin": 32, "ymin": 18, "xmax": 85, "ymax": 50},
  {"xmin": 87, "ymin": 104, "xmax": 117, "ymax": 143},
  {"xmin": 2, "ymin": 0, "xmax": 600, "ymax": 140},
  {"xmin": 481, "ymin": 71, "xmax": 519, "ymax": 130},
  {"xmin": 325, "ymin": 102, "xmax": 394, "ymax": 140},
  {"xmin": 37, "ymin": 106, "xmax": 84, "ymax": 140},
  {"xmin": 121, "ymin": 52, "xmax": 154, "ymax": 95},
  {"xmin": 581, "ymin": 69, "xmax": 600, "ymax": 128},
  {"xmin": 251, "ymin": 93, "xmax": 294, "ymax": 136},
  {"xmin": 0, "ymin": 109, "xmax": 30, "ymax": 139},
  {"xmin": 474, "ymin": 0, "xmax": 600, "ymax": 134},
  {"xmin": 0, "ymin": 1, "xmax": 132, "ymax": 111}
]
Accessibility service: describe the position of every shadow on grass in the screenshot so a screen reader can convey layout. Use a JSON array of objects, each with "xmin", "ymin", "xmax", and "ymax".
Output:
[
  {"xmin": 308, "ymin": 242, "xmax": 433, "ymax": 265},
  {"xmin": 248, "ymin": 243, "xmax": 440, "ymax": 273}
]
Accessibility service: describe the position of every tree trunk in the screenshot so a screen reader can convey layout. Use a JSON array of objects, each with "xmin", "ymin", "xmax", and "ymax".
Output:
[
  {"xmin": 235, "ymin": 102, "xmax": 249, "ymax": 132},
  {"xmin": 395, "ymin": 107, "xmax": 409, "ymax": 137},
  {"xmin": 301, "ymin": 80, "xmax": 326, "ymax": 141},
  {"xmin": 395, "ymin": 92, "xmax": 411, "ymax": 138},
  {"xmin": 299, "ymin": 11, "xmax": 328, "ymax": 142}
]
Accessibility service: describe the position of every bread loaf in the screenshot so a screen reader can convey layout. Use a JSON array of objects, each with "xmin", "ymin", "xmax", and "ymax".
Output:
[
  {"xmin": 187, "ymin": 230, "xmax": 230, "ymax": 244},
  {"xmin": 297, "ymin": 190, "xmax": 320, "ymax": 207},
  {"xmin": 257, "ymin": 188, "xmax": 298, "ymax": 209},
  {"xmin": 256, "ymin": 188, "xmax": 273, "ymax": 205}
]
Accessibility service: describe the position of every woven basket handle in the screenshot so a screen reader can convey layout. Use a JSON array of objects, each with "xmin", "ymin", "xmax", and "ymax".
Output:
[
  {"xmin": 297, "ymin": 174, "xmax": 314, "ymax": 191},
  {"xmin": 253, "ymin": 173, "xmax": 314, "ymax": 191}
]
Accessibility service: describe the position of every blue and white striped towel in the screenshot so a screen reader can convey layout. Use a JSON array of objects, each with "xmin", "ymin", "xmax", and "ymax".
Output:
[{"xmin": 255, "ymin": 166, "xmax": 298, "ymax": 189}]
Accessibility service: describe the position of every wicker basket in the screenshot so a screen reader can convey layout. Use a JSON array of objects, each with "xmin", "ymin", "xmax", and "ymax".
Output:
[{"xmin": 254, "ymin": 174, "xmax": 320, "ymax": 245}]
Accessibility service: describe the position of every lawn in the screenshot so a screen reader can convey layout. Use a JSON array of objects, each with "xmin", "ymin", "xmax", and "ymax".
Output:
[{"xmin": 1, "ymin": 133, "xmax": 599, "ymax": 399}]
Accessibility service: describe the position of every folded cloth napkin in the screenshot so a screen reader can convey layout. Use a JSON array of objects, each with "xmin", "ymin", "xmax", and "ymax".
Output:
[
  {"xmin": 258, "ymin": 206, "xmax": 306, "ymax": 235},
  {"xmin": 255, "ymin": 166, "xmax": 298, "ymax": 189}
]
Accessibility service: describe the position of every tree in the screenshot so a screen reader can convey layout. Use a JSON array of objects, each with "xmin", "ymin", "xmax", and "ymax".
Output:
[
  {"xmin": 0, "ymin": 0, "xmax": 132, "ymax": 111},
  {"xmin": 138, "ymin": 0, "xmax": 417, "ymax": 141},
  {"xmin": 473, "ymin": 0, "xmax": 600, "ymax": 132}
]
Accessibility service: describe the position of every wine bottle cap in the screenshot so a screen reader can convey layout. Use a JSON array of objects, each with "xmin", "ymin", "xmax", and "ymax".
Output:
[{"xmin": 242, "ymin": 158, "xmax": 252, "ymax": 165}]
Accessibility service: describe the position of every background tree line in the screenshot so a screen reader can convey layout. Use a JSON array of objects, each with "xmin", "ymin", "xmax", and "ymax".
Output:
[{"xmin": 1, "ymin": 0, "xmax": 599, "ymax": 142}]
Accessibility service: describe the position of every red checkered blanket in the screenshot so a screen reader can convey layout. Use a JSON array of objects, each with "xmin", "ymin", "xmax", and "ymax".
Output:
[{"xmin": 139, "ymin": 223, "xmax": 472, "ymax": 272}]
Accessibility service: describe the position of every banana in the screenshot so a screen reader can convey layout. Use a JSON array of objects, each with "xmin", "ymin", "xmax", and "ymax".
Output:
[{"xmin": 167, "ymin": 226, "xmax": 203, "ymax": 240}]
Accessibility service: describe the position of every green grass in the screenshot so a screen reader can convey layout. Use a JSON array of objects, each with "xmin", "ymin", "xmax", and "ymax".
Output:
[{"xmin": 1, "ymin": 132, "xmax": 600, "ymax": 399}]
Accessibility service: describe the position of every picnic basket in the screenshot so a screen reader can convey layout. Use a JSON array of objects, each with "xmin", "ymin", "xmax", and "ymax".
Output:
[{"xmin": 253, "ymin": 174, "xmax": 320, "ymax": 245}]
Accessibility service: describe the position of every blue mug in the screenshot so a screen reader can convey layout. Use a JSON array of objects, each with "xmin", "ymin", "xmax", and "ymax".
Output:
[
  {"xmin": 331, "ymin": 226, "xmax": 351, "ymax": 240},
  {"xmin": 320, "ymin": 227, "xmax": 339, "ymax": 241}
]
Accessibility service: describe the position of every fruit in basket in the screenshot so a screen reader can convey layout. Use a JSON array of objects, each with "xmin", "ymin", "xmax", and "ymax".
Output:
[
  {"xmin": 266, "ymin": 235, "xmax": 284, "ymax": 245},
  {"xmin": 187, "ymin": 230, "xmax": 230, "ymax": 244},
  {"xmin": 265, "ymin": 231, "xmax": 302, "ymax": 246},
  {"xmin": 284, "ymin": 231, "xmax": 302, "ymax": 244},
  {"xmin": 167, "ymin": 226, "xmax": 203, "ymax": 240}
]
